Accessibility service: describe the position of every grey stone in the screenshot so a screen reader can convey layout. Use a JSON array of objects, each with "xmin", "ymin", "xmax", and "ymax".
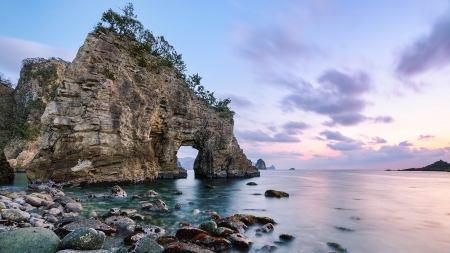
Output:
[
  {"xmin": 0, "ymin": 227, "xmax": 60, "ymax": 253},
  {"xmin": 1, "ymin": 209, "xmax": 30, "ymax": 222},
  {"xmin": 61, "ymin": 227, "xmax": 105, "ymax": 250}
]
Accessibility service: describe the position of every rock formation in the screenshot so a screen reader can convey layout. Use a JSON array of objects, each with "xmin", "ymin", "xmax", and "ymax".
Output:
[
  {"xmin": 267, "ymin": 165, "xmax": 276, "ymax": 170},
  {"xmin": 1, "ymin": 30, "xmax": 259, "ymax": 186},
  {"xmin": 255, "ymin": 159, "xmax": 267, "ymax": 170},
  {"xmin": 0, "ymin": 82, "xmax": 15, "ymax": 184}
]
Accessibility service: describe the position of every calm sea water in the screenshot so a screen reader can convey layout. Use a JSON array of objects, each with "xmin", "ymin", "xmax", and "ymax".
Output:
[{"xmin": 8, "ymin": 170, "xmax": 450, "ymax": 253}]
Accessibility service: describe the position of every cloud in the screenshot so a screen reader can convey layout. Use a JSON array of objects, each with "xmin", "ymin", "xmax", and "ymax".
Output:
[
  {"xmin": 0, "ymin": 36, "xmax": 75, "ymax": 79},
  {"xmin": 418, "ymin": 134, "xmax": 435, "ymax": 140},
  {"xmin": 247, "ymin": 150, "xmax": 304, "ymax": 160},
  {"xmin": 319, "ymin": 130, "xmax": 355, "ymax": 142},
  {"xmin": 373, "ymin": 116, "xmax": 393, "ymax": 123},
  {"xmin": 399, "ymin": 141, "xmax": 414, "ymax": 147},
  {"xmin": 236, "ymin": 130, "xmax": 301, "ymax": 143},
  {"xmin": 323, "ymin": 113, "xmax": 367, "ymax": 127},
  {"xmin": 318, "ymin": 69, "xmax": 371, "ymax": 95},
  {"xmin": 327, "ymin": 141, "xmax": 364, "ymax": 151},
  {"xmin": 369, "ymin": 137, "xmax": 387, "ymax": 144},
  {"xmin": 282, "ymin": 121, "xmax": 310, "ymax": 134},
  {"xmin": 396, "ymin": 16, "xmax": 450, "ymax": 76},
  {"xmin": 226, "ymin": 94, "xmax": 253, "ymax": 108}
]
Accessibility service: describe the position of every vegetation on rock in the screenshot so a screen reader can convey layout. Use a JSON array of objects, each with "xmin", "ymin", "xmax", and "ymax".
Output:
[
  {"xmin": 0, "ymin": 72, "xmax": 13, "ymax": 88},
  {"xmin": 264, "ymin": 189, "xmax": 289, "ymax": 198},
  {"xmin": 400, "ymin": 160, "xmax": 450, "ymax": 172},
  {"xmin": 93, "ymin": 3, "xmax": 235, "ymax": 118}
]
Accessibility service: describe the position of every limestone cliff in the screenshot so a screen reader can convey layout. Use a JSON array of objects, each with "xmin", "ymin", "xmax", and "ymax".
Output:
[
  {"xmin": 12, "ymin": 31, "xmax": 259, "ymax": 186},
  {"xmin": 0, "ymin": 82, "xmax": 14, "ymax": 183}
]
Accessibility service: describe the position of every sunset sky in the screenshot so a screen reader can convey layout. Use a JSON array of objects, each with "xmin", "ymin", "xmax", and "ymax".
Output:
[{"xmin": 1, "ymin": 0, "xmax": 450, "ymax": 170}]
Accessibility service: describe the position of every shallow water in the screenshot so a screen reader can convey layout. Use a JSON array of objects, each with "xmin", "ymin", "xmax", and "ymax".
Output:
[{"xmin": 7, "ymin": 170, "xmax": 450, "ymax": 252}]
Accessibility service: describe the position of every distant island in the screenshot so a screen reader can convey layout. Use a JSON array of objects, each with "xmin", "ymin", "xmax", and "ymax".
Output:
[{"xmin": 391, "ymin": 160, "xmax": 450, "ymax": 172}]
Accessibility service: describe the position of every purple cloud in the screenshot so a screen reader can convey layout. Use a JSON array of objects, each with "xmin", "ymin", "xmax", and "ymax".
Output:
[
  {"xmin": 418, "ymin": 135, "xmax": 435, "ymax": 140},
  {"xmin": 225, "ymin": 94, "xmax": 253, "ymax": 108},
  {"xmin": 319, "ymin": 130, "xmax": 355, "ymax": 142},
  {"xmin": 373, "ymin": 116, "xmax": 393, "ymax": 123},
  {"xmin": 396, "ymin": 16, "xmax": 450, "ymax": 76},
  {"xmin": 318, "ymin": 69, "xmax": 371, "ymax": 95},
  {"xmin": 282, "ymin": 121, "xmax": 310, "ymax": 134},
  {"xmin": 236, "ymin": 130, "xmax": 301, "ymax": 143},
  {"xmin": 327, "ymin": 141, "xmax": 364, "ymax": 151},
  {"xmin": 323, "ymin": 113, "xmax": 367, "ymax": 127},
  {"xmin": 369, "ymin": 137, "xmax": 387, "ymax": 144},
  {"xmin": 399, "ymin": 141, "xmax": 414, "ymax": 147}
]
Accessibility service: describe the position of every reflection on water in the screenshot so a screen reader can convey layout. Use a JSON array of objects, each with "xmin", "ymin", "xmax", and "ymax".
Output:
[{"xmin": 6, "ymin": 170, "xmax": 450, "ymax": 252}]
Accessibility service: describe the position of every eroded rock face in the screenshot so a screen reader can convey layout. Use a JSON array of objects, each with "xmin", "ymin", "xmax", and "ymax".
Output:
[
  {"xmin": 19, "ymin": 31, "xmax": 259, "ymax": 185},
  {"xmin": 255, "ymin": 158, "xmax": 267, "ymax": 170},
  {"xmin": 0, "ymin": 83, "xmax": 15, "ymax": 184}
]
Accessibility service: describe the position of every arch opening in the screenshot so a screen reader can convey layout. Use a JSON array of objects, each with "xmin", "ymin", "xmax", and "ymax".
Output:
[{"xmin": 176, "ymin": 146, "xmax": 198, "ymax": 171}]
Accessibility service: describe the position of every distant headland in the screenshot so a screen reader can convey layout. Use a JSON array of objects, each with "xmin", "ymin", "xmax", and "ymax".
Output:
[{"xmin": 387, "ymin": 160, "xmax": 450, "ymax": 172}]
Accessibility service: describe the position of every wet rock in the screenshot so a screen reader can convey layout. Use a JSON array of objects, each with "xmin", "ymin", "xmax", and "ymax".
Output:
[
  {"xmin": 61, "ymin": 227, "xmax": 105, "ymax": 250},
  {"xmin": 213, "ymin": 227, "xmax": 234, "ymax": 237},
  {"xmin": 130, "ymin": 237, "xmax": 163, "ymax": 253},
  {"xmin": 25, "ymin": 196, "xmax": 47, "ymax": 207},
  {"xmin": 256, "ymin": 244, "xmax": 278, "ymax": 252},
  {"xmin": 279, "ymin": 234, "xmax": 295, "ymax": 240},
  {"xmin": 227, "ymin": 233, "xmax": 252, "ymax": 249},
  {"xmin": 155, "ymin": 236, "xmax": 177, "ymax": 247},
  {"xmin": 192, "ymin": 233, "xmax": 231, "ymax": 251},
  {"xmin": 48, "ymin": 208, "xmax": 62, "ymax": 216},
  {"xmin": 179, "ymin": 221, "xmax": 192, "ymax": 227},
  {"xmin": 141, "ymin": 225, "xmax": 166, "ymax": 239},
  {"xmin": 56, "ymin": 250, "xmax": 111, "ymax": 253},
  {"xmin": 105, "ymin": 216, "xmax": 135, "ymax": 236},
  {"xmin": 12, "ymin": 197, "xmax": 25, "ymax": 205},
  {"xmin": 110, "ymin": 185, "xmax": 127, "ymax": 198},
  {"xmin": 109, "ymin": 208, "xmax": 120, "ymax": 216},
  {"xmin": 147, "ymin": 190, "xmax": 159, "ymax": 196},
  {"xmin": 120, "ymin": 209, "xmax": 137, "ymax": 216},
  {"xmin": 59, "ymin": 218, "xmax": 117, "ymax": 235},
  {"xmin": 162, "ymin": 242, "xmax": 214, "ymax": 253},
  {"xmin": 130, "ymin": 213, "xmax": 145, "ymax": 220},
  {"xmin": 141, "ymin": 203, "xmax": 153, "ymax": 209},
  {"xmin": 216, "ymin": 216, "xmax": 247, "ymax": 233},
  {"xmin": 66, "ymin": 202, "xmax": 83, "ymax": 212},
  {"xmin": 176, "ymin": 227, "xmax": 207, "ymax": 241},
  {"xmin": 335, "ymin": 226, "xmax": 354, "ymax": 232},
  {"xmin": 124, "ymin": 231, "xmax": 146, "ymax": 246},
  {"xmin": 234, "ymin": 214, "xmax": 258, "ymax": 225},
  {"xmin": 175, "ymin": 203, "xmax": 182, "ymax": 209},
  {"xmin": 351, "ymin": 216, "xmax": 360, "ymax": 220},
  {"xmin": 1, "ymin": 209, "xmax": 30, "ymax": 222},
  {"xmin": 147, "ymin": 199, "xmax": 169, "ymax": 212},
  {"xmin": 199, "ymin": 221, "xmax": 217, "ymax": 234},
  {"xmin": 62, "ymin": 212, "xmax": 79, "ymax": 218},
  {"xmin": 54, "ymin": 196, "xmax": 76, "ymax": 206},
  {"xmin": 45, "ymin": 214, "xmax": 59, "ymax": 223},
  {"xmin": 246, "ymin": 182, "xmax": 257, "ymax": 185},
  {"xmin": 327, "ymin": 242, "xmax": 348, "ymax": 252},
  {"xmin": 210, "ymin": 213, "xmax": 221, "ymax": 221},
  {"xmin": 190, "ymin": 209, "xmax": 200, "ymax": 215},
  {"xmin": 0, "ymin": 227, "xmax": 60, "ymax": 253},
  {"xmin": 172, "ymin": 189, "xmax": 183, "ymax": 195},
  {"xmin": 256, "ymin": 216, "xmax": 275, "ymax": 224},
  {"xmin": 204, "ymin": 184, "xmax": 215, "ymax": 189},
  {"xmin": 261, "ymin": 223, "xmax": 274, "ymax": 232},
  {"xmin": 264, "ymin": 189, "xmax": 289, "ymax": 198}
]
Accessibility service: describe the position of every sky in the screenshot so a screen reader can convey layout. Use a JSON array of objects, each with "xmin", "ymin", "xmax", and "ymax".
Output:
[{"xmin": 1, "ymin": 0, "xmax": 450, "ymax": 170}]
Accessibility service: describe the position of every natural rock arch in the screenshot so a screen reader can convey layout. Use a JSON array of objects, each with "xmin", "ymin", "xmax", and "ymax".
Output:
[{"xmin": 3, "ymin": 31, "xmax": 259, "ymax": 186}]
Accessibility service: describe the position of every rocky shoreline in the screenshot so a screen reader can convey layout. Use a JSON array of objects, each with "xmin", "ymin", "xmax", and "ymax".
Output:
[{"xmin": 0, "ymin": 184, "xmax": 294, "ymax": 252}]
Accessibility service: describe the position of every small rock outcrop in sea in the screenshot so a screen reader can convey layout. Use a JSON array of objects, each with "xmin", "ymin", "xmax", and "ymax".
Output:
[
  {"xmin": 255, "ymin": 159, "xmax": 267, "ymax": 170},
  {"xmin": 289, "ymin": 168, "xmax": 295, "ymax": 170},
  {"xmin": 267, "ymin": 165, "xmax": 276, "ymax": 170},
  {"xmin": 265, "ymin": 189, "xmax": 289, "ymax": 198}
]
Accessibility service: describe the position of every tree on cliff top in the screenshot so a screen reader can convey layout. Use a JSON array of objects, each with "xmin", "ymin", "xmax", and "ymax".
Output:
[
  {"xmin": 94, "ymin": 3, "xmax": 235, "ymax": 118},
  {"xmin": 0, "ymin": 72, "xmax": 13, "ymax": 88}
]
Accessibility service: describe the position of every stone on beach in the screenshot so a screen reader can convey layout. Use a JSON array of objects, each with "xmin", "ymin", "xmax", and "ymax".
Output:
[
  {"xmin": 0, "ymin": 227, "xmax": 61, "ymax": 253},
  {"xmin": 61, "ymin": 227, "xmax": 106, "ymax": 250}
]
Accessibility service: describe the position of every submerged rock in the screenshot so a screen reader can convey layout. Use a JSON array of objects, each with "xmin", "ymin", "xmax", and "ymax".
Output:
[
  {"xmin": 279, "ymin": 233, "xmax": 295, "ymax": 240},
  {"xmin": 0, "ymin": 227, "xmax": 61, "ymax": 253},
  {"xmin": 146, "ymin": 199, "xmax": 169, "ymax": 212},
  {"xmin": 246, "ymin": 182, "xmax": 257, "ymax": 185},
  {"xmin": 264, "ymin": 189, "xmax": 289, "ymax": 198},
  {"xmin": 216, "ymin": 216, "xmax": 247, "ymax": 233},
  {"xmin": 175, "ymin": 227, "xmax": 207, "ymax": 241},
  {"xmin": 192, "ymin": 233, "xmax": 232, "ymax": 251},
  {"xmin": 327, "ymin": 242, "xmax": 348, "ymax": 252},
  {"xmin": 104, "ymin": 216, "xmax": 135, "ymax": 236},
  {"xmin": 163, "ymin": 242, "xmax": 214, "ymax": 253},
  {"xmin": 58, "ymin": 218, "xmax": 117, "ymax": 235},
  {"xmin": 131, "ymin": 237, "xmax": 163, "ymax": 253},
  {"xmin": 227, "ymin": 233, "xmax": 252, "ymax": 249}
]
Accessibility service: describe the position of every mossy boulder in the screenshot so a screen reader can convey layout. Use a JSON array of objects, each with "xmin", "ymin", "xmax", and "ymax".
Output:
[
  {"xmin": 0, "ymin": 227, "xmax": 60, "ymax": 253},
  {"xmin": 61, "ymin": 227, "xmax": 105, "ymax": 250},
  {"xmin": 264, "ymin": 189, "xmax": 289, "ymax": 198}
]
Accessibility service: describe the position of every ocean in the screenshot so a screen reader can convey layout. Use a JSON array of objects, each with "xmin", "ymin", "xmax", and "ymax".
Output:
[{"xmin": 9, "ymin": 169, "xmax": 450, "ymax": 252}]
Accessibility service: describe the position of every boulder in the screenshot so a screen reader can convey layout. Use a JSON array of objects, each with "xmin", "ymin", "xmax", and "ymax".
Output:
[
  {"xmin": 1, "ymin": 209, "xmax": 30, "ymax": 222},
  {"xmin": 192, "ymin": 233, "xmax": 232, "ymax": 251},
  {"xmin": 104, "ymin": 216, "xmax": 135, "ymax": 236},
  {"xmin": 162, "ymin": 242, "xmax": 214, "ymax": 253},
  {"xmin": 176, "ymin": 227, "xmax": 207, "ymax": 241},
  {"xmin": 264, "ymin": 189, "xmax": 289, "ymax": 198},
  {"xmin": 155, "ymin": 236, "xmax": 178, "ymax": 247},
  {"xmin": 130, "ymin": 237, "xmax": 163, "ymax": 253},
  {"xmin": 59, "ymin": 218, "xmax": 117, "ymax": 235},
  {"xmin": 61, "ymin": 227, "xmax": 105, "ymax": 250},
  {"xmin": 65, "ymin": 202, "xmax": 83, "ymax": 212},
  {"xmin": 146, "ymin": 199, "xmax": 169, "ymax": 212},
  {"xmin": 110, "ymin": 185, "xmax": 127, "ymax": 198},
  {"xmin": 57, "ymin": 250, "xmax": 111, "ymax": 253},
  {"xmin": 227, "ymin": 233, "xmax": 252, "ymax": 249},
  {"xmin": 216, "ymin": 216, "xmax": 247, "ymax": 233},
  {"xmin": 25, "ymin": 196, "xmax": 47, "ymax": 207},
  {"xmin": 279, "ymin": 233, "xmax": 295, "ymax": 240},
  {"xmin": 0, "ymin": 227, "xmax": 60, "ymax": 253},
  {"xmin": 246, "ymin": 182, "xmax": 257, "ymax": 185},
  {"xmin": 261, "ymin": 223, "xmax": 274, "ymax": 232},
  {"xmin": 199, "ymin": 221, "xmax": 217, "ymax": 234}
]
